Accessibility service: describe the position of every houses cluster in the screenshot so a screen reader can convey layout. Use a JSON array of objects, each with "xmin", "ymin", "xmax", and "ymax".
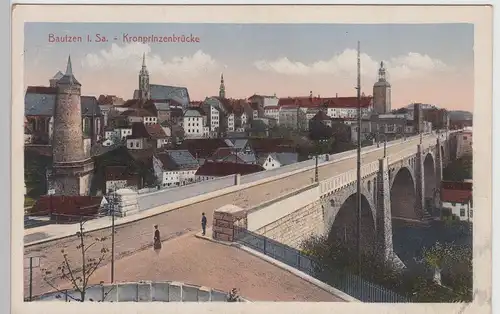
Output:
[
  {"xmin": 102, "ymin": 138, "xmax": 299, "ymax": 194},
  {"xmin": 23, "ymin": 54, "xmax": 454, "ymax": 199}
]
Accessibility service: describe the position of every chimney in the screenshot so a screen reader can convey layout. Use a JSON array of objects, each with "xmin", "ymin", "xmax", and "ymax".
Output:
[{"xmin": 336, "ymin": 93, "xmax": 338, "ymax": 98}]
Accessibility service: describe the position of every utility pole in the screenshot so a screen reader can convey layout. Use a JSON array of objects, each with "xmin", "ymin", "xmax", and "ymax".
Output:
[
  {"xmin": 315, "ymin": 152, "xmax": 319, "ymax": 182},
  {"xmin": 24, "ymin": 256, "xmax": 40, "ymax": 301},
  {"xmin": 355, "ymin": 41, "xmax": 362, "ymax": 275},
  {"xmin": 110, "ymin": 188, "xmax": 116, "ymax": 283}
]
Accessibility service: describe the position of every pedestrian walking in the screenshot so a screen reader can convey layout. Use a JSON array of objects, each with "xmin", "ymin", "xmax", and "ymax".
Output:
[
  {"xmin": 153, "ymin": 225, "xmax": 162, "ymax": 254},
  {"xmin": 201, "ymin": 213, "xmax": 207, "ymax": 236}
]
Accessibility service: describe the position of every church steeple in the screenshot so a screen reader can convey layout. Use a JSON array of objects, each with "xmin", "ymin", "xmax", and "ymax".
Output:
[
  {"xmin": 138, "ymin": 53, "xmax": 150, "ymax": 100},
  {"xmin": 219, "ymin": 73, "xmax": 225, "ymax": 99}
]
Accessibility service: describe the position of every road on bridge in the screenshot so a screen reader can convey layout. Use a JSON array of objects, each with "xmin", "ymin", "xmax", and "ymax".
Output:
[{"xmin": 23, "ymin": 136, "xmax": 429, "ymax": 298}]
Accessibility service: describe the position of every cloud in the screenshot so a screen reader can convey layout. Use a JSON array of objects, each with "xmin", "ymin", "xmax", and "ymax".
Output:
[
  {"xmin": 82, "ymin": 43, "xmax": 218, "ymax": 77},
  {"xmin": 253, "ymin": 49, "xmax": 451, "ymax": 81}
]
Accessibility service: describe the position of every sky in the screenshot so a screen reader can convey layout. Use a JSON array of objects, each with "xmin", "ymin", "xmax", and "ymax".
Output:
[{"xmin": 24, "ymin": 23, "xmax": 474, "ymax": 111}]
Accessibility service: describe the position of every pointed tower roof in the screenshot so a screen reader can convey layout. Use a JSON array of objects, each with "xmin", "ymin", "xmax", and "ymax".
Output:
[
  {"xmin": 52, "ymin": 71, "xmax": 64, "ymax": 80},
  {"xmin": 140, "ymin": 52, "xmax": 149, "ymax": 75},
  {"xmin": 57, "ymin": 55, "xmax": 81, "ymax": 86}
]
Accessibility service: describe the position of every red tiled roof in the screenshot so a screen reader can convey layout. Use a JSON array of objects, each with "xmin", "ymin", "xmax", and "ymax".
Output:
[
  {"xmin": 32, "ymin": 195, "xmax": 103, "ymax": 218},
  {"xmin": 441, "ymin": 189, "xmax": 472, "ymax": 204},
  {"xmin": 130, "ymin": 122, "xmax": 167, "ymax": 139},
  {"xmin": 247, "ymin": 138, "xmax": 296, "ymax": 155},
  {"xmin": 26, "ymin": 86, "xmax": 57, "ymax": 94},
  {"xmin": 441, "ymin": 181, "xmax": 472, "ymax": 191},
  {"xmin": 209, "ymin": 147, "xmax": 237, "ymax": 161},
  {"xmin": 441, "ymin": 181, "xmax": 472, "ymax": 204},
  {"xmin": 195, "ymin": 160, "xmax": 264, "ymax": 177}
]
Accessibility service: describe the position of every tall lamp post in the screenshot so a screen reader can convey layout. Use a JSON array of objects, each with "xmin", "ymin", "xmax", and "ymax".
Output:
[{"xmin": 355, "ymin": 41, "xmax": 362, "ymax": 275}]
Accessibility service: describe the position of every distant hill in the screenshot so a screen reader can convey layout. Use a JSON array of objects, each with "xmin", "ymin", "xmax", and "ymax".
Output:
[{"xmin": 403, "ymin": 104, "xmax": 472, "ymax": 121}]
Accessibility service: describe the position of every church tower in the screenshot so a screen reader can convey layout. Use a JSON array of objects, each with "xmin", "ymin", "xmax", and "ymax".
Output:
[
  {"xmin": 373, "ymin": 61, "xmax": 392, "ymax": 114},
  {"xmin": 139, "ymin": 53, "xmax": 150, "ymax": 100},
  {"xmin": 50, "ymin": 55, "xmax": 94, "ymax": 196},
  {"xmin": 219, "ymin": 73, "xmax": 225, "ymax": 98}
]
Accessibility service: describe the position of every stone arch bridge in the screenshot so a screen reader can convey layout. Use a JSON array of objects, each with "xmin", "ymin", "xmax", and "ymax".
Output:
[{"xmin": 219, "ymin": 132, "xmax": 455, "ymax": 269}]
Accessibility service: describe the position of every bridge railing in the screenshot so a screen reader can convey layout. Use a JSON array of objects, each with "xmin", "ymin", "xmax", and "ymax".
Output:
[
  {"xmin": 137, "ymin": 132, "xmax": 447, "ymax": 210},
  {"xmin": 234, "ymin": 228, "xmax": 411, "ymax": 303}
]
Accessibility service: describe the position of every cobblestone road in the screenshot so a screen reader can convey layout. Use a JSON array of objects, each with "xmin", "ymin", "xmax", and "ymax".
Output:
[{"xmin": 86, "ymin": 235, "xmax": 344, "ymax": 302}]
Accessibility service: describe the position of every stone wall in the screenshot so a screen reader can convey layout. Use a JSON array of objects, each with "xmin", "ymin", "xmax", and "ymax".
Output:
[
  {"xmin": 34, "ymin": 281, "xmax": 248, "ymax": 302},
  {"xmin": 253, "ymin": 200, "xmax": 323, "ymax": 250}
]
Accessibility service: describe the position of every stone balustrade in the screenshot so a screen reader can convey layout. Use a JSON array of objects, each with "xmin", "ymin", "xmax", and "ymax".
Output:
[{"xmin": 33, "ymin": 280, "xmax": 248, "ymax": 302}]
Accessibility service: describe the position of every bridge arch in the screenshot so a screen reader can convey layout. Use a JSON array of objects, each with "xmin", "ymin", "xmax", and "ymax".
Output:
[
  {"xmin": 423, "ymin": 152, "xmax": 436, "ymax": 201},
  {"xmin": 324, "ymin": 184, "xmax": 376, "ymax": 252},
  {"xmin": 390, "ymin": 166, "xmax": 417, "ymax": 220}
]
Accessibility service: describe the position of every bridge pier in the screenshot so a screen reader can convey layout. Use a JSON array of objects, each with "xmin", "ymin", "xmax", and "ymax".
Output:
[
  {"xmin": 376, "ymin": 157, "xmax": 393, "ymax": 261},
  {"xmin": 414, "ymin": 145, "xmax": 425, "ymax": 219},
  {"xmin": 434, "ymin": 139, "xmax": 444, "ymax": 209}
]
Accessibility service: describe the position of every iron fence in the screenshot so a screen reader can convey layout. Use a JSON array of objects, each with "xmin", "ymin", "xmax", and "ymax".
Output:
[{"xmin": 234, "ymin": 228, "xmax": 411, "ymax": 303}]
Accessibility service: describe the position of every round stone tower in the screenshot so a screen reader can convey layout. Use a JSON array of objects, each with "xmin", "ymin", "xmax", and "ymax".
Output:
[
  {"xmin": 373, "ymin": 61, "xmax": 392, "ymax": 114},
  {"xmin": 50, "ymin": 56, "xmax": 94, "ymax": 196}
]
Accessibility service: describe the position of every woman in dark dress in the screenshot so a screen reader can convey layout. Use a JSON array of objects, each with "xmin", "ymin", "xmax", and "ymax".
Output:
[{"xmin": 153, "ymin": 225, "xmax": 162, "ymax": 254}]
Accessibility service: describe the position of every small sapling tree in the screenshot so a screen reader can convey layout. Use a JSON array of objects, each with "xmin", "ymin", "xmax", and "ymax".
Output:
[{"xmin": 41, "ymin": 217, "xmax": 110, "ymax": 302}]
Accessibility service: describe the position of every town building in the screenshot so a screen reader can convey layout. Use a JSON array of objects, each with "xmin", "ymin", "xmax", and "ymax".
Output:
[
  {"xmin": 440, "ymin": 181, "xmax": 473, "ymax": 222},
  {"xmin": 104, "ymin": 166, "xmax": 140, "ymax": 193},
  {"xmin": 258, "ymin": 152, "xmax": 299, "ymax": 170},
  {"xmin": 153, "ymin": 150, "xmax": 199, "ymax": 188},
  {"xmin": 456, "ymin": 129, "xmax": 473, "ymax": 158},
  {"xmin": 127, "ymin": 122, "xmax": 169, "ymax": 149},
  {"xmin": 183, "ymin": 107, "xmax": 209, "ymax": 138}
]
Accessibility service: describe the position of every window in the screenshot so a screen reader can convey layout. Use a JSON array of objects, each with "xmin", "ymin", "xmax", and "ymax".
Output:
[
  {"xmin": 451, "ymin": 202, "xmax": 456, "ymax": 207},
  {"xmin": 463, "ymin": 136, "xmax": 467, "ymax": 140},
  {"xmin": 470, "ymin": 210, "xmax": 473, "ymax": 218},
  {"xmin": 129, "ymin": 142, "xmax": 133, "ymax": 148},
  {"xmin": 460, "ymin": 208, "xmax": 465, "ymax": 217}
]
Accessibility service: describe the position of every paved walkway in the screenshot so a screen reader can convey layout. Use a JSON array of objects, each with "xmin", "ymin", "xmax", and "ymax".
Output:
[{"xmin": 82, "ymin": 234, "xmax": 343, "ymax": 302}]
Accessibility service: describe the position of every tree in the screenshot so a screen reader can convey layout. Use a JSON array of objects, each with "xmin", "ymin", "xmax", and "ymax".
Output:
[
  {"xmin": 442, "ymin": 156, "xmax": 472, "ymax": 181},
  {"xmin": 421, "ymin": 241, "xmax": 472, "ymax": 301},
  {"xmin": 422, "ymin": 241, "xmax": 452, "ymax": 286},
  {"xmin": 41, "ymin": 218, "xmax": 111, "ymax": 302}
]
